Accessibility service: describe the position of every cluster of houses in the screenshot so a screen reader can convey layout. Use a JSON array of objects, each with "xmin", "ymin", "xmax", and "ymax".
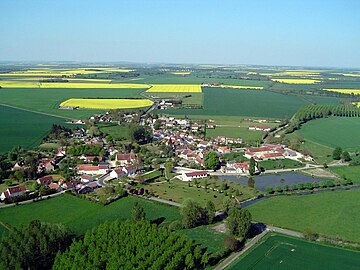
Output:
[{"xmin": 244, "ymin": 144, "xmax": 304, "ymax": 161}]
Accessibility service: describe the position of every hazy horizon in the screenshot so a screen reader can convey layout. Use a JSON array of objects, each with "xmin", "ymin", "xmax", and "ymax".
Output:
[{"xmin": 1, "ymin": 0, "xmax": 359, "ymax": 68}]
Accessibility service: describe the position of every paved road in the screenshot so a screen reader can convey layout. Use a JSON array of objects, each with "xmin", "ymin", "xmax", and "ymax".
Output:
[
  {"xmin": 215, "ymin": 229, "xmax": 268, "ymax": 270},
  {"xmin": 267, "ymin": 225, "xmax": 304, "ymax": 238},
  {"xmin": 146, "ymin": 196, "xmax": 182, "ymax": 207},
  {"xmin": 98, "ymin": 173, "xmax": 112, "ymax": 187}
]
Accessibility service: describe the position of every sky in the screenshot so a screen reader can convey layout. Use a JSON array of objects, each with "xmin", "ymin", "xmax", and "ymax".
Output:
[{"xmin": 0, "ymin": 0, "xmax": 359, "ymax": 67}]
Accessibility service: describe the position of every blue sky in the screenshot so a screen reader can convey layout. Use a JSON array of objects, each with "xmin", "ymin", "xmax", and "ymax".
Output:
[{"xmin": 0, "ymin": 0, "xmax": 359, "ymax": 67}]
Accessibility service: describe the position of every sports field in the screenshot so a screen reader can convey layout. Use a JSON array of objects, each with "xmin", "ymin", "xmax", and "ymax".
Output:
[
  {"xmin": 0, "ymin": 105, "xmax": 65, "ymax": 153},
  {"xmin": 165, "ymin": 88, "xmax": 309, "ymax": 119},
  {"xmin": 227, "ymin": 234, "xmax": 360, "ymax": 270},
  {"xmin": 60, "ymin": 98, "xmax": 153, "ymax": 109},
  {"xmin": 146, "ymin": 84, "xmax": 202, "ymax": 93},
  {"xmin": 0, "ymin": 194, "xmax": 181, "ymax": 237},
  {"xmin": 296, "ymin": 117, "xmax": 360, "ymax": 151},
  {"xmin": 248, "ymin": 189, "xmax": 360, "ymax": 242}
]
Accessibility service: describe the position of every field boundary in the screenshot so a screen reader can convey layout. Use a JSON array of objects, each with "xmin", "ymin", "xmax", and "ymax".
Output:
[{"xmin": 0, "ymin": 103, "xmax": 72, "ymax": 120}]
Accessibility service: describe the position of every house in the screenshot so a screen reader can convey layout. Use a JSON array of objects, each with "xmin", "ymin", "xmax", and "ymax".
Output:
[
  {"xmin": 181, "ymin": 170, "xmax": 208, "ymax": 181},
  {"xmin": 122, "ymin": 165, "xmax": 137, "ymax": 176},
  {"xmin": 77, "ymin": 164, "xmax": 108, "ymax": 175},
  {"xmin": 80, "ymin": 174, "xmax": 94, "ymax": 183},
  {"xmin": 248, "ymin": 125, "xmax": 272, "ymax": 132},
  {"xmin": 115, "ymin": 152, "xmax": 137, "ymax": 166},
  {"xmin": 62, "ymin": 180, "xmax": 77, "ymax": 190},
  {"xmin": 37, "ymin": 175, "xmax": 54, "ymax": 185},
  {"xmin": 77, "ymin": 182, "xmax": 100, "ymax": 194},
  {"xmin": 110, "ymin": 168, "xmax": 126, "ymax": 179},
  {"xmin": 234, "ymin": 162, "xmax": 250, "ymax": 174},
  {"xmin": 217, "ymin": 146, "xmax": 230, "ymax": 154},
  {"xmin": 207, "ymin": 123, "xmax": 215, "ymax": 129},
  {"xmin": 56, "ymin": 148, "xmax": 66, "ymax": 157},
  {"xmin": 48, "ymin": 183, "xmax": 61, "ymax": 192},
  {"xmin": 38, "ymin": 159, "xmax": 56, "ymax": 172},
  {"xmin": 0, "ymin": 185, "xmax": 26, "ymax": 201}
]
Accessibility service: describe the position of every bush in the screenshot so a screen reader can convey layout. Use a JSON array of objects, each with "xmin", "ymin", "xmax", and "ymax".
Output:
[
  {"xmin": 223, "ymin": 235, "xmax": 240, "ymax": 251},
  {"xmin": 168, "ymin": 220, "xmax": 184, "ymax": 232}
]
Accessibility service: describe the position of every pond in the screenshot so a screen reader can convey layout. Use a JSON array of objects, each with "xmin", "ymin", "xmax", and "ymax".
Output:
[{"xmin": 218, "ymin": 173, "xmax": 330, "ymax": 192}]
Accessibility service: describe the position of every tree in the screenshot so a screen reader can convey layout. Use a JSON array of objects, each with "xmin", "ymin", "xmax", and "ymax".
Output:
[
  {"xmin": 132, "ymin": 202, "xmax": 146, "ymax": 221},
  {"xmin": 165, "ymin": 160, "xmax": 173, "ymax": 180},
  {"xmin": 223, "ymin": 235, "xmax": 240, "ymax": 251},
  {"xmin": 332, "ymin": 147, "xmax": 343, "ymax": 160},
  {"xmin": 181, "ymin": 200, "xmax": 203, "ymax": 228},
  {"xmin": 342, "ymin": 151, "xmax": 351, "ymax": 162},
  {"xmin": 266, "ymin": 186, "xmax": 273, "ymax": 194},
  {"xmin": 205, "ymin": 200, "xmax": 216, "ymax": 224},
  {"xmin": 204, "ymin": 151, "xmax": 219, "ymax": 171},
  {"xmin": 249, "ymin": 157, "xmax": 256, "ymax": 176},
  {"xmin": 53, "ymin": 220, "xmax": 208, "ymax": 269},
  {"xmin": 226, "ymin": 208, "xmax": 252, "ymax": 239},
  {"xmin": 248, "ymin": 177, "xmax": 255, "ymax": 188},
  {"xmin": 0, "ymin": 220, "xmax": 71, "ymax": 270},
  {"xmin": 128, "ymin": 125, "xmax": 152, "ymax": 144}
]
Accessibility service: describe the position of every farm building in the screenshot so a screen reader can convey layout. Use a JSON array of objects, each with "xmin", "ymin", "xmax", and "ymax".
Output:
[{"xmin": 181, "ymin": 170, "xmax": 208, "ymax": 181}]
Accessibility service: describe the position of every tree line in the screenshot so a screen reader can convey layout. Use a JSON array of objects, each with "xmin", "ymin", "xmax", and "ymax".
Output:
[{"xmin": 286, "ymin": 104, "xmax": 360, "ymax": 133}]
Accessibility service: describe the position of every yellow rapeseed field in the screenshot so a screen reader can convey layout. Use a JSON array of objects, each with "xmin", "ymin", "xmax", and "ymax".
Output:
[
  {"xmin": 272, "ymin": 79, "xmax": 321, "ymax": 84},
  {"xmin": 216, "ymin": 85, "xmax": 263, "ymax": 90},
  {"xmin": 146, "ymin": 84, "xmax": 202, "ymax": 93},
  {"xmin": 169, "ymin": 72, "xmax": 191, "ymax": 75},
  {"xmin": 0, "ymin": 80, "xmax": 149, "ymax": 88},
  {"xmin": 322, "ymin": 89, "xmax": 360, "ymax": 94},
  {"xmin": 60, "ymin": 98, "xmax": 153, "ymax": 109}
]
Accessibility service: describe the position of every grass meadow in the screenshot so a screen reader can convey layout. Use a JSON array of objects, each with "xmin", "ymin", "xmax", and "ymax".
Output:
[
  {"xmin": 227, "ymin": 233, "xmax": 360, "ymax": 270},
  {"xmin": 248, "ymin": 189, "xmax": 360, "ymax": 242}
]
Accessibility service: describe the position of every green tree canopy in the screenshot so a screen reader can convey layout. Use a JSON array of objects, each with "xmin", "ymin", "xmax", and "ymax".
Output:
[
  {"xmin": 53, "ymin": 220, "xmax": 209, "ymax": 270},
  {"xmin": 0, "ymin": 220, "xmax": 71, "ymax": 270},
  {"xmin": 204, "ymin": 151, "xmax": 219, "ymax": 171},
  {"xmin": 226, "ymin": 208, "xmax": 252, "ymax": 239}
]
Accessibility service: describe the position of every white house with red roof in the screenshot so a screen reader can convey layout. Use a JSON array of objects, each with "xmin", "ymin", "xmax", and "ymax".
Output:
[
  {"xmin": 77, "ymin": 164, "xmax": 108, "ymax": 175},
  {"xmin": 110, "ymin": 168, "xmax": 126, "ymax": 179},
  {"xmin": 115, "ymin": 152, "xmax": 137, "ymax": 166},
  {"xmin": 0, "ymin": 185, "xmax": 27, "ymax": 201},
  {"xmin": 181, "ymin": 170, "xmax": 208, "ymax": 181}
]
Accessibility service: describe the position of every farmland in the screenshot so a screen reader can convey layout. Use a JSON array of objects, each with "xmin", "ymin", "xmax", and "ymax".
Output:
[
  {"xmin": 0, "ymin": 87, "xmax": 147, "ymax": 119},
  {"xmin": 0, "ymin": 105, "xmax": 65, "ymax": 153},
  {"xmin": 295, "ymin": 117, "xmax": 360, "ymax": 151},
  {"xmin": 0, "ymin": 194, "xmax": 181, "ymax": 237},
  {"xmin": 329, "ymin": 166, "xmax": 360, "ymax": 184},
  {"xmin": 0, "ymin": 81, "xmax": 149, "ymax": 88},
  {"xmin": 146, "ymin": 84, "xmax": 202, "ymax": 93},
  {"xmin": 272, "ymin": 79, "xmax": 321, "ymax": 84},
  {"xmin": 323, "ymin": 88, "xmax": 360, "ymax": 94},
  {"xmin": 248, "ymin": 189, "xmax": 360, "ymax": 242},
  {"xmin": 213, "ymin": 85, "xmax": 263, "ymax": 90},
  {"xmin": 227, "ymin": 234, "xmax": 360, "ymax": 270},
  {"xmin": 165, "ymin": 88, "xmax": 309, "ymax": 119},
  {"xmin": 60, "ymin": 98, "xmax": 153, "ymax": 109}
]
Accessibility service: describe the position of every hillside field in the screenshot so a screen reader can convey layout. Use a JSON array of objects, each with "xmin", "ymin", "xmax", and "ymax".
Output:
[
  {"xmin": 227, "ymin": 234, "xmax": 360, "ymax": 270},
  {"xmin": 0, "ymin": 105, "xmax": 65, "ymax": 153},
  {"xmin": 296, "ymin": 117, "xmax": 360, "ymax": 151},
  {"xmin": 247, "ymin": 189, "xmax": 360, "ymax": 242}
]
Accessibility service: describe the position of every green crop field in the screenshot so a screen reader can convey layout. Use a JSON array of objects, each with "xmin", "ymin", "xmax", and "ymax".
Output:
[
  {"xmin": 0, "ymin": 87, "xmax": 147, "ymax": 119},
  {"xmin": 0, "ymin": 194, "xmax": 181, "ymax": 237},
  {"xmin": 329, "ymin": 166, "xmax": 360, "ymax": 184},
  {"xmin": 227, "ymin": 234, "xmax": 360, "ymax": 270},
  {"xmin": 296, "ymin": 117, "xmax": 360, "ymax": 151},
  {"xmin": 165, "ymin": 88, "xmax": 311, "ymax": 119},
  {"xmin": 0, "ymin": 105, "xmax": 66, "ymax": 153},
  {"xmin": 248, "ymin": 189, "xmax": 360, "ymax": 242}
]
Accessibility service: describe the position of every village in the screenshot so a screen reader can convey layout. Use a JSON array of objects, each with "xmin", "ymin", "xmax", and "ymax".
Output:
[{"xmin": 0, "ymin": 111, "xmax": 309, "ymax": 204}]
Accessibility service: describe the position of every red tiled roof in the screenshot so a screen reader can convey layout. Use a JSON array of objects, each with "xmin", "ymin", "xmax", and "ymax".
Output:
[
  {"xmin": 8, "ymin": 185, "xmax": 26, "ymax": 194},
  {"xmin": 185, "ymin": 171, "xmax": 208, "ymax": 177},
  {"xmin": 38, "ymin": 175, "xmax": 54, "ymax": 183},
  {"xmin": 77, "ymin": 165, "xmax": 100, "ymax": 171}
]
